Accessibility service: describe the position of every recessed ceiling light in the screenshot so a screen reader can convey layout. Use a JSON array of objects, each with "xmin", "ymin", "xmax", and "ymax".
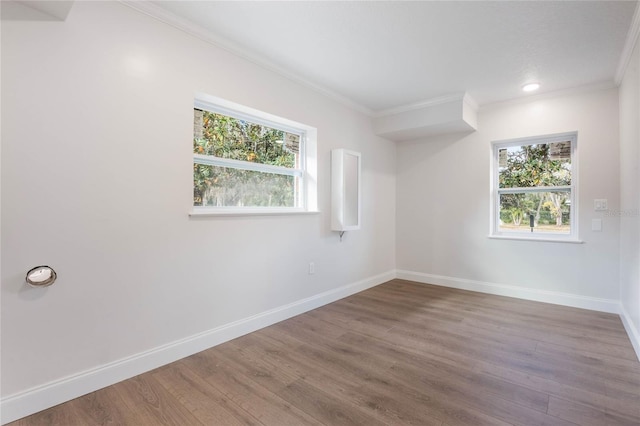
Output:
[{"xmin": 522, "ymin": 83, "xmax": 540, "ymax": 92}]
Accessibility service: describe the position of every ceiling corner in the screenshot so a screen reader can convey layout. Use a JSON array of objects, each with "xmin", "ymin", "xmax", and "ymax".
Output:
[
  {"xmin": 463, "ymin": 93, "xmax": 479, "ymax": 112},
  {"xmin": 615, "ymin": 0, "xmax": 640, "ymax": 85},
  {"xmin": 1, "ymin": 1, "xmax": 74, "ymax": 21},
  {"xmin": 119, "ymin": 1, "xmax": 374, "ymax": 117}
]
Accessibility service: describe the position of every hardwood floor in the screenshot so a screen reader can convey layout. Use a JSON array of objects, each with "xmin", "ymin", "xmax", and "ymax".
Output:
[{"xmin": 10, "ymin": 279, "xmax": 640, "ymax": 425}]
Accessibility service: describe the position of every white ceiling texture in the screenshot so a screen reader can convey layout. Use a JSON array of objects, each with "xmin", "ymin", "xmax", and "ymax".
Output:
[{"xmin": 140, "ymin": 1, "xmax": 638, "ymax": 116}]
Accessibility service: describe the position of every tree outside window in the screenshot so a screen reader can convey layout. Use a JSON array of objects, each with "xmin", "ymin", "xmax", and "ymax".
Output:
[
  {"xmin": 193, "ymin": 109, "xmax": 304, "ymax": 209},
  {"xmin": 492, "ymin": 133, "xmax": 577, "ymax": 240}
]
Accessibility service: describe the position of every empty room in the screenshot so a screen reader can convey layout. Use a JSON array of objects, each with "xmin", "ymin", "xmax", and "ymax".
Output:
[{"xmin": 2, "ymin": 1, "xmax": 639, "ymax": 425}]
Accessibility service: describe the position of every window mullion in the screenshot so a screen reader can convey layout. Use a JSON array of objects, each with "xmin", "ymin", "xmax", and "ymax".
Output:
[
  {"xmin": 194, "ymin": 154, "xmax": 303, "ymax": 177},
  {"xmin": 498, "ymin": 185, "xmax": 571, "ymax": 194}
]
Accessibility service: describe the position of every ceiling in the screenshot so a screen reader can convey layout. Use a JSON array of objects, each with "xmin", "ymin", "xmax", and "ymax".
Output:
[{"xmin": 143, "ymin": 1, "xmax": 636, "ymax": 114}]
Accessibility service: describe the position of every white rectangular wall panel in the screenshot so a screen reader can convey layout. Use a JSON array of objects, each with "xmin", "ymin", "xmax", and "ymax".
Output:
[{"xmin": 332, "ymin": 149, "xmax": 361, "ymax": 231}]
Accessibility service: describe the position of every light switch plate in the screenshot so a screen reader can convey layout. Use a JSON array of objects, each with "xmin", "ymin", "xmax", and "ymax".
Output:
[
  {"xmin": 594, "ymin": 199, "xmax": 608, "ymax": 211},
  {"xmin": 592, "ymin": 218, "xmax": 602, "ymax": 231}
]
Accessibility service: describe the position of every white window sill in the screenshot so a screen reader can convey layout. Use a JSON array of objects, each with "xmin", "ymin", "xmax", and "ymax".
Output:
[
  {"xmin": 488, "ymin": 235, "xmax": 584, "ymax": 244},
  {"xmin": 190, "ymin": 208, "xmax": 320, "ymax": 217}
]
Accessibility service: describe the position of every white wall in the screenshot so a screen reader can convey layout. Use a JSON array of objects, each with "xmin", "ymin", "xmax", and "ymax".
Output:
[
  {"xmin": 2, "ymin": 2, "xmax": 638, "ymax": 422},
  {"xmin": 1, "ymin": 0, "xmax": 395, "ymax": 406},
  {"xmin": 397, "ymin": 88, "xmax": 621, "ymax": 307},
  {"xmin": 619, "ymin": 35, "xmax": 640, "ymax": 356}
]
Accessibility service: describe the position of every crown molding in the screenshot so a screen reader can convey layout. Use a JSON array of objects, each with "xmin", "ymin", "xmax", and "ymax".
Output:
[
  {"xmin": 119, "ymin": 1, "xmax": 628, "ymax": 121},
  {"xmin": 615, "ymin": 0, "xmax": 640, "ymax": 85},
  {"xmin": 119, "ymin": 1, "xmax": 374, "ymax": 116},
  {"xmin": 119, "ymin": 1, "xmax": 479, "ymax": 120},
  {"xmin": 480, "ymin": 80, "xmax": 617, "ymax": 112}
]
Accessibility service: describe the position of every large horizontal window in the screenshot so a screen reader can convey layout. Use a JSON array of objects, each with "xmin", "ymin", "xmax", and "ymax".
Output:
[
  {"xmin": 491, "ymin": 133, "xmax": 578, "ymax": 241},
  {"xmin": 192, "ymin": 94, "xmax": 317, "ymax": 215}
]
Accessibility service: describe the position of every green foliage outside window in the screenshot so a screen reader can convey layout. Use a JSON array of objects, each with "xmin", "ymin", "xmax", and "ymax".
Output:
[
  {"xmin": 499, "ymin": 143, "xmax": 571, "ymax": 228},
  {"xmin": 193, "ymin": 110, "xmax": 300, "ymax": 207}
]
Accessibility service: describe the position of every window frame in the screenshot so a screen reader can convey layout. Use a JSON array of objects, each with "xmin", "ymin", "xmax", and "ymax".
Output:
[
  {"xmin": 490, "ymin": 132, "xmax": 580, "ymax": 242},
  {"xmin": 191, "ymin": 93, "xmax": 318, "ymax": 216}
]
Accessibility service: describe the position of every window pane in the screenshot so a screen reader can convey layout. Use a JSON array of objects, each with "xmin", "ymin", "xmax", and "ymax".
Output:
[
  {"xmin": 194, "ymin": 164, "xmax": 298, "ymax": 207},
  {"xmin": 194, "ymin": 109, "xmax": 300, "ymax": 169},
  {"xmin": 498, "ymin": 143, "xmax": 571, "ymax": 188},
  {"xmin": 499, "ymin": 191, "xmax": 570, "ymax": 234}
]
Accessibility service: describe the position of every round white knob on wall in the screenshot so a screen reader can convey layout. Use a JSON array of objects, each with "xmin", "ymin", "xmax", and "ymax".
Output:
[{"xmin": 25, "ymin": 266, "xmax": 57, "ymax": 288}]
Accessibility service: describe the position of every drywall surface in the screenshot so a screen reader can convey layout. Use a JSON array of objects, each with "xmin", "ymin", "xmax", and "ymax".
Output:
[
  {"xmin": 1, "ymin": 1, "xmax": 395, "ymax": 399},
  {"xmin": 619, "ymin": 36, "xmax": 640, "ymax": 352},
  {"xmin": 397, "ymin": 88, "xmax": 620, "ymax": 302}
]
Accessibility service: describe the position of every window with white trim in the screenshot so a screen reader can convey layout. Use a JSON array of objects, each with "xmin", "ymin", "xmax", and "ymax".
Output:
[
  {"xmin": 491, "ymin": 132, "xmax": 578, "ymax": 240},
  {"xmin": 192, "ymin": 94, "xmax": 317, "ymax": 214}
]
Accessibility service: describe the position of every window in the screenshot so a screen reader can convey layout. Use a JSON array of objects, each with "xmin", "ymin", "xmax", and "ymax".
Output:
[
  {"xmin": 192, "ymin": 94, "xmax": 317, "ymax": 215},
  {"xmin": 491, "ymin": 132, "xmax": 578, "ymax": 241}
]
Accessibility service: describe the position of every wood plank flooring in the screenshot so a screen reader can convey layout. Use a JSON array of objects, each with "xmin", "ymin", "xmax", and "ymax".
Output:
[{"xmin": 10, "ymin": 279, "xmax": 640, "ymax": 425}]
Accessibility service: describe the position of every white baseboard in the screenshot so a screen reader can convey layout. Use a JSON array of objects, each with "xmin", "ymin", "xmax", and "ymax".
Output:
[
  {"xmin": 4, "ymin": 268, "xmax": 635, "ymax": 424},
  {"xmin": 396, "ymin": 270, "xmax": 621, "ymax": 314},
  {"xmin": 0, "ymin": 270, "xmax": 395, "ymax": 425},
  {"xmin": 619, "ymin": 302, "xmax": 640, "ymax": 362},
  {"xmin": 398, "ymin": 270, "xmax": 640, "ymax": 361}
]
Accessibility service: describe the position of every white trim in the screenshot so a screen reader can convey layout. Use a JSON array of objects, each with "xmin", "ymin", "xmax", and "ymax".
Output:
[
  {"xmin": 497, "ymin": 186, "xmax": 571, "ymax": 194},
  {"xmin": 120, "ymin": 1, "xmax": 374, "ymax": 116},
  {"xmin": 119, "ymin": 1, "xmax": 472, "ymax": 118},
  {"xmin": 619, "ymin": 302, "xmax": 640, "ymax": 362},
  {"xmin": 2, "ymin": 268, "xmax": 636, "ymax": 424},
  {"xmin": 480, "ymin": 80, "xmax": 617, "ymax": 112},
  {"xmin": 193, "ymin": 93, "xmax": 317, "ymax": 212},
  {"xmin": 121, "ymin": 1, "xmax": 630, "ymax": 116},
  {"xmin": 396, "ymin": 271, "xmax": 639, "ymax": 361},
  {"xmin": 492, "ymin": 131, "xmax": 578, "ymax": 147},
  {"xmin": 488, "ymin": 235, "xmax": 583, "ymax": 244},
  {"xmin": 193, "ymin": 154, "xmax": 304, "ymax": 177},
  {"xmin": 189, "ymin": 208, "xmax": 319, "ymax": 217},
  {"xmin": 0, "ymin": 270, "xmax": 396, "ymax": 425},
  {"xmin": 490, "ymin": 132, "xmax": 578, "ymax": 241},
  {"xmin": 615, "ymin": 1, "xmax": 640, "ymax": 85},
  {"xmin": 194, "ymin": 96, "xmax": 307, "ymax": 136},
  {"xmin": 396, "ymin": 270, "xmax": 620, "ymax": 314}
]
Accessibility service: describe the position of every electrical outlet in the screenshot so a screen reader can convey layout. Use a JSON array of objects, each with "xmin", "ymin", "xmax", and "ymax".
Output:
[{"xmin": 308, "ymin": 262, "xmax": 315, "ymax": 275}]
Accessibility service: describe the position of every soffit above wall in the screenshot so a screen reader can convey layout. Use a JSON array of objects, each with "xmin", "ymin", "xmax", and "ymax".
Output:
[{"xmin": 372, "ymin": 93, "xmax": 478, "ymax": 142}]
